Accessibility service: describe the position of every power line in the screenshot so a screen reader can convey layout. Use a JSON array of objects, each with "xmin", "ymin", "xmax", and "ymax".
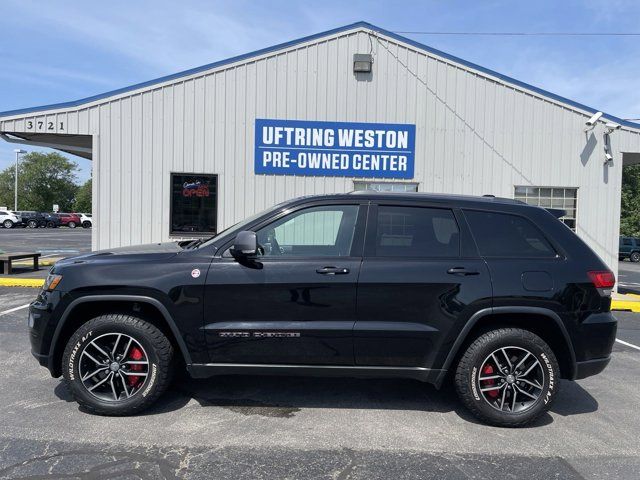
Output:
[{"xmin": 393, "ymin": 31, "xmax": 640, "ymax": 36}]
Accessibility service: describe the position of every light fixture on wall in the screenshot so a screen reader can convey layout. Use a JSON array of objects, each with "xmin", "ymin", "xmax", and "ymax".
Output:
[{"xmin": 353, "ymin": 54, "xmax": 373, "ymax": 73}]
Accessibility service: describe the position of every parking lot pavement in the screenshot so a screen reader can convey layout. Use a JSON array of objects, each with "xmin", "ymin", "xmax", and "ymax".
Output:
[
  {"xmin": 0, "ymin": 289, "xmax": 639, "ymax": 479},
  {"xmin": 0, "ymin": 227, "xmax": 91, "ymax": 257},
  {"xmin": 619, "ymin": 260, "xmax": 640, "ymax": 294}
]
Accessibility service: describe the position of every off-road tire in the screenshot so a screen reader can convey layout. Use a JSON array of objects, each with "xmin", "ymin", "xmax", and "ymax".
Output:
[
  {"xmin": 455, "ymin": 328, "xmax": 560, "ymax": 427},
  {"xmin": 62, "ymin": 314, "xmax": 173, "ymax": 416},
  {"xmin": 631, "ymin": 251, "xmax": 640, "ymax": 263}
]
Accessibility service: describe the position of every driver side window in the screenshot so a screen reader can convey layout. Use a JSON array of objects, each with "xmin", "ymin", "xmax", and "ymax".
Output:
[{"xmin": 256, "ymin": 205, "xmax": 359, "ymax": 257}]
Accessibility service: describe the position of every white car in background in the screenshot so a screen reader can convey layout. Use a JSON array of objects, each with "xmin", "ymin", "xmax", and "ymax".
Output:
[
  {"xmin": 80, "ymin": 213, "xmax": 92, "ymax": 228},
  {"xmin": 0, "ymin": 209, "xmax": 21, "ymax": 229}
]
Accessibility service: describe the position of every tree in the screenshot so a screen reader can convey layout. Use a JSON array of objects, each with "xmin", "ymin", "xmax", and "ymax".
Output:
[
  {"xmin": 74, "ymin": 178, "xmax": 92, "ymax": 213},
  {"xmin": 621, "ymin": 164, "xmax": 640, "ymax": 237},
  {"xmin": 0, "ymin": 152, "xmax": 79, "ymax": 212}
]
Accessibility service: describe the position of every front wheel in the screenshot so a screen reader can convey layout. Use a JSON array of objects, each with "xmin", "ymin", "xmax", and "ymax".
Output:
[
  {"xmin": 82, "ymin": 221, "xmax": 92, "ymax": 228},
  {"xmin": 631, "ymin": 252, "xmax": 640, "ymax": 263},
  {"xmin": 67, "ymin": 221, "xmax": 76, "ymax": 228},
  {"xmin": 455, "ymin": 328, "xmax": 560, "ymax": 427},
  {"xmin": 62, "ymin": 314, "xmax": 174, "ymax": 416},
  {"xmin": 28, "ymin": 220, "xmax": 38, "ymax": 228},
  {"xmin": 3, "ymin": 219, "xmax": 13, "ymax": 229}
]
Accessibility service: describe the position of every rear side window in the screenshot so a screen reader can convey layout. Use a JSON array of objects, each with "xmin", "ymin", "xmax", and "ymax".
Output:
[
  {"xmin": 373, "ymin": 206, "xmax": 460, "ymax": 257},
  {"xmin": 623, "ymin": 238, "xmax": 633, "ymax": 246},
  {"xmin": 465, "ymin": 210, "xmax": 556, "ymax": 258}
]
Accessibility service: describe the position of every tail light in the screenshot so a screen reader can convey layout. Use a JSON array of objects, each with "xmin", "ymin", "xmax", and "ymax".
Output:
[{"xmin": 588, "ymin": 271, "xmax": 615, "ymax": 289}]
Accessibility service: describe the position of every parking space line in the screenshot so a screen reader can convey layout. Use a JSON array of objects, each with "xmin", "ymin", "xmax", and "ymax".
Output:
[
  {"xmin": 615, "ymin": 338, "xmax": 640, "ymax": 351},
  {"xmin": 0, "ymin": 304, "xmax": 30, "ymax": 317}
]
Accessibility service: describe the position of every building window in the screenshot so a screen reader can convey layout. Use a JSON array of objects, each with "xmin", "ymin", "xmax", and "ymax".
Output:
[
  {"xmin": 514, "ymin": 186, "xmax": 577, "ymax": 231},
  {"xmin": 170, "ymin": 173, "xmax": 217, "ymax": 235},
  {"xmin": 354, "ymin": 181, "xmax": 418, "ymax": 193}
]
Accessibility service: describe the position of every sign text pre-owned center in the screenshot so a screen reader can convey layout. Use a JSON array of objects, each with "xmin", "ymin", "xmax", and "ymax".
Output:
[{"xmin": 255, "ymin": 119, "xmax": 416, "ymax": 178}]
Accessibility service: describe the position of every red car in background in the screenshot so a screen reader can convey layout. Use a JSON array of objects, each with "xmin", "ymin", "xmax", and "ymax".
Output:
[{"xmin": 57, "ymin": 213, "xmax": 81, "ymax": 228}]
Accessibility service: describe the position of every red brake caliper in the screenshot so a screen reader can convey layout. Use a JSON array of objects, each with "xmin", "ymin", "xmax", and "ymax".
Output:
[
  {"xmin": 482, "ymin": 364, "xmax": 499, "ymax": 398},
  {"xmin": 127, "ymin": 346, "xmax": 144, "ymax": 388}
]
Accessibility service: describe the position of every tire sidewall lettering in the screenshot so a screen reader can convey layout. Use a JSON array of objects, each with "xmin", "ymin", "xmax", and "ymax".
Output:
[
  {"xmin": 141, "ymin": 364, "xmax": 157, "ymax": 397},
  {"xmin": 68, "ymin": 330, "xmax": 93, "ymax": 381},
  {"xmin": 471, "ymin": 366, "xmax": 481, "ymax": 401},
  {"xmin": 539, "ymin": 352, "xmax": 555, "ymax": 404}
]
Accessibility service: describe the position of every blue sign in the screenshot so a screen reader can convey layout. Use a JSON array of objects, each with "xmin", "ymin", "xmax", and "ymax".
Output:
[{"xmin": 255, "ymin": 119, "xmax": 415, "ymax": 178}]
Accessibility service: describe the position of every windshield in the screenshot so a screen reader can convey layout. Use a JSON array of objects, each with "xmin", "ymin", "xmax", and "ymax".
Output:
[{"xmin": 197, "ymin": 201, "xmax": 290, "ymax": 249}]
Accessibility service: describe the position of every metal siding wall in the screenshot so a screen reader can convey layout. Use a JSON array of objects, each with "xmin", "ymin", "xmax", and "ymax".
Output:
[{"xmin": 1, "ymin": 27, "xmax": 639, "ymax": 274}]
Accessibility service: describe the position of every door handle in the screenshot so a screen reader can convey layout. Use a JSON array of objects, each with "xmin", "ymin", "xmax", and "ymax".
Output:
[
  {"xmin": 316, "ymin": 266, "xmax": 350, "ymax": 275},
  {"xmin": 447, "ymin": 267, "xmax": 480, "ymax": 276}
]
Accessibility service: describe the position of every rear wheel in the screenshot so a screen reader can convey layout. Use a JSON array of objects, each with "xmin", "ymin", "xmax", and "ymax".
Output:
[
  {"xmin": 46, "ymin": 221, "xmax": 55, "ymax": 228},
  {"xmin": 82, "ymin": 221, "xmax": 91, "ymax": 228},
  {"xmin": 631, "ymin": 252, "xmax": 640, "ymax": 263},
  {"xmin": 27, "ymin": 220, "xmax": 38, "ymax": 228},
  {"xmin": 455, "ymin": 328, "xmax": 559, "ymax": 427},
  {"xmin": 67, "ymin": 221, "xmax": 76, "ymax": 228},
  {"xmin": 2, "ymin": 219, "xmax": 13, "ymax": 229},
  {"xmin": 62, "ymin": 314, "xmax": 174, "ymax": 416}
]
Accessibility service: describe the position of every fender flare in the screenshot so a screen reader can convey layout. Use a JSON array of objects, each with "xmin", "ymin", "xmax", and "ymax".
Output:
[
  {"xmin": 434, "ymin": 306, "xmax": 577, "ymax": 388},
  {"xmin": 48, "ymin": 294, "xmax": 192, "ymax": 374}
]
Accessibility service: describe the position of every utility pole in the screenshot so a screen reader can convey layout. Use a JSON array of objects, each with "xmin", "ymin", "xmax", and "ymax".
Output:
[{"xmin": 13, "ymin": 149, "xmax": 26, "ymax": 211}]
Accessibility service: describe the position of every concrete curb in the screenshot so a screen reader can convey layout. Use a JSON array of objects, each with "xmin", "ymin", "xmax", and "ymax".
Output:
[
  {"xmin": 0, "ymin": 278, "xmax": 45, "ymax": 288},
  {"xmin": 612, "ymin": 293, "xmax": 640, "ymax": 313}
]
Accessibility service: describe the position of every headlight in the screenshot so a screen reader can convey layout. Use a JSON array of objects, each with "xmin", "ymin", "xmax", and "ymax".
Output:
[{"xmin": 43, "ymin": 274, "xmax": 63, "ymax": 291}]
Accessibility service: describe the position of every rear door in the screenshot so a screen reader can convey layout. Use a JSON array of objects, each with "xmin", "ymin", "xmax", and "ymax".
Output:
[
  {"xmin": 354, "ymin": 202, "xmax": 492, "ymax": 368},
  {"xmin": 462, "ymin": 209, "xmax": 564, "ymax": 310}
]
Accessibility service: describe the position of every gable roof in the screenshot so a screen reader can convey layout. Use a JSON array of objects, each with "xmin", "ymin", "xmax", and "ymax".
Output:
[{"xmin": 1, "ymin": 21, "xmax": 638, "ymax": 130}]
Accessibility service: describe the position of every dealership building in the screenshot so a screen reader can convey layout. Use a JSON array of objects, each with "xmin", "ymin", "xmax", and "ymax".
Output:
[{"xmin": 1, "ymin": 21, "xmax": 639, "ymax": 276}]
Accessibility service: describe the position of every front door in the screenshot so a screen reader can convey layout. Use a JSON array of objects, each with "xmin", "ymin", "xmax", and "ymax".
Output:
[
  {"xmin": 354, "ymin": 203, "xmax": 492, "ymax": 368},
  {"xmin": 203, "ymin": 203, "xmax": 366, "ymax": 365}
]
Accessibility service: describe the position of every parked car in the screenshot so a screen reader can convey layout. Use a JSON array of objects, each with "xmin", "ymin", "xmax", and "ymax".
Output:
[
  {"xmin": 619, "ymin": 236, "xmax": 640, "ymax": 263},
  {"xmin": 42, "ymin": 213, "xmax": 62, "ymax": 228},
  {"xmin": 79, "ymin": 213, "xmax": 92, "ymax": 228},
  {"xmin": 0, "ymin": 209, "xmax": 20, "ymax": 228},
  {"xmin": 16, "ymin": 211, "xmax": 47, "ymax": 228},
  {"xmin": 57, "ymin": 213, "xmax": 81, "ymax": 228},
  {"xmin": 28, "ymin": 192, "xmax": 616, "ymax": 426}
]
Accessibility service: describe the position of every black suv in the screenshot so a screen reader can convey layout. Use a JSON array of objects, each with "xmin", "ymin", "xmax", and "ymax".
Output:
[
  {"xmin": 28, "ymin": 193, "xmax": 616, "ymax": 426},
  {"xmin": 16, "ymin": 211, "xmax": 47, "ymax": 228}
]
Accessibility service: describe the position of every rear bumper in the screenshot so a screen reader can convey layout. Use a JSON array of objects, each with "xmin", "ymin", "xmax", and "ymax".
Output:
[
  {"xmin": 569, "ymin": 311, "xmax": 616, "ymax": 379},
  {"xmin": 574, "ymin": 356, "xmax": 611, "ymax": 380}
]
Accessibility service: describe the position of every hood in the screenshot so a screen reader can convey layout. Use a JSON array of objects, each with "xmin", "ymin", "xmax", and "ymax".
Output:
[{"xmin": 56, "ymin": 241, "xmax": 183, "ymax": 266}]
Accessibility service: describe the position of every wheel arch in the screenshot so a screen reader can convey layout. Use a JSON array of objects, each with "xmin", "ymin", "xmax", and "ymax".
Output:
[
  {"xmin": 435, "ymin": 307, "xmax": 576, "ymax": 388},
  {"xmin": 48, "ymin": 295, "xmax": 192, "ymax": 377}
]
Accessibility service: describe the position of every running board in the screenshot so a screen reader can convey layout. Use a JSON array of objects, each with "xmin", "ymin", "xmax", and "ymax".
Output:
[{"xmin": 187, "ymin": 363, "xmax": 444, "ymax": 384}]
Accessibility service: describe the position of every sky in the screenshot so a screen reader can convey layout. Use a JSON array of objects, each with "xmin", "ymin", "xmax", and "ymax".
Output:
[{"xmin": 1, "ymin": 0, "xmax": 639, "ymax": 184}]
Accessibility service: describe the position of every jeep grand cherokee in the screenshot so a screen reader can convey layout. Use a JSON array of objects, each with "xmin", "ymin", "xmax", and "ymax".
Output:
[{"xmin": 28, "ymin": 192, "xmax": 616, "ymax": 426}]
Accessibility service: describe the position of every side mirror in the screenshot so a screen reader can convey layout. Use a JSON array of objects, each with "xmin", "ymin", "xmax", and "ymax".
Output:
[{"xmin": 231, "ymin": 231, "xmax": 258, "ymax": 257}]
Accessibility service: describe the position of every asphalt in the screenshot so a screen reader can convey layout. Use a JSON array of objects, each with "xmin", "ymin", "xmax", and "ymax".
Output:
[
  {"xmin": 0, "ymin": 227, "xmax": 92, "ymax": 257},
  {"xmin": 619, "ymin": 260, "xmax": 640, "ymax": 295},
  {"xmin": 0, "ymin": 287, "xmax": 639, "ymax": 479}
]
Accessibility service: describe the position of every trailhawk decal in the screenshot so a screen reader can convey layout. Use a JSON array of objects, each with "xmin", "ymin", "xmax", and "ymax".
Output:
[{"xmin": 218, "ymin": 332, "xmax": 301, "ymax": 338}]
